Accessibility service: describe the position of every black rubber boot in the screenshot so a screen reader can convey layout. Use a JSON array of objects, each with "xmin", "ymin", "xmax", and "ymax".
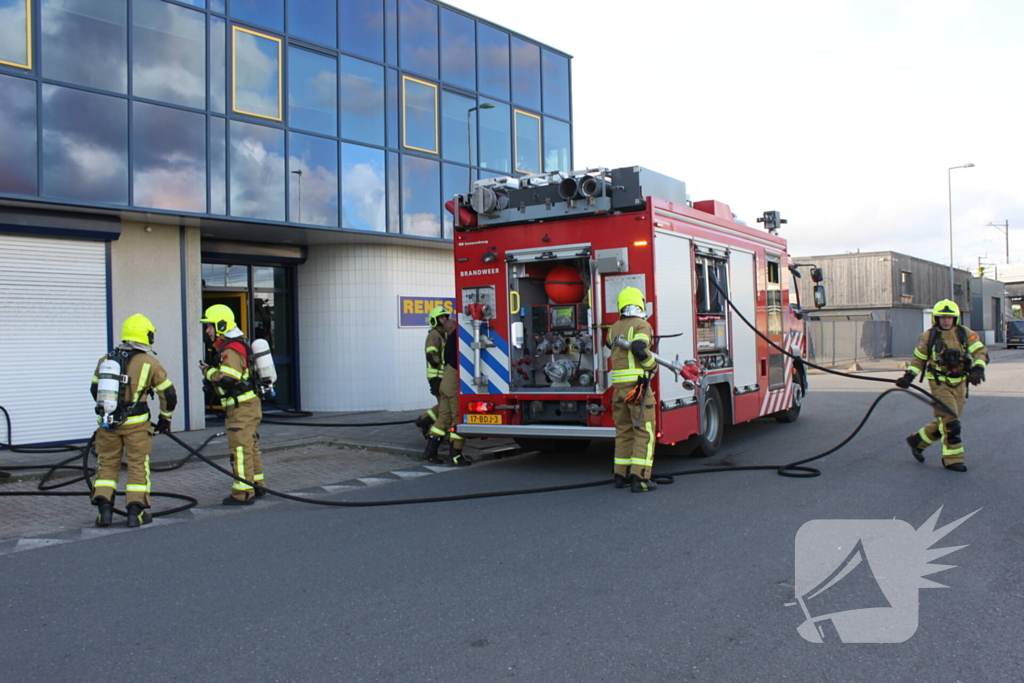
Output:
[
  {"xmin": 126, "ymin": 502, "xmax": 152, "ymax": 528},
  {"xmin": 613, "ymin": 474, "xmax": 628, "ymax": 489},
  {"xmin": 93, "ymin": 496, "xmax": 113, "ymax": 528},
  {"xmin": 906, "ymin": 434, "xmax": 926, "ymax": 463},
  {"xmin": 423, "ymin": 436, "xmax": 444, "ymax": 464},
  {"xmin": 222, "ymin": 495, "xmax": 255, "ymax": 506},
  {"xmin": 944, "ymin": 462, "xmax": 968, "ymax": 472},
  {"xmin": 629, "ymin": 474, "xmax": 656, "ymax": 493},
  {"xmin": 450, "ymin": 448, "xmax": 472, "ymax": 467},
  {"xmin": 414, "ymin": 415, "xmax": 434, "ymax": 437}
]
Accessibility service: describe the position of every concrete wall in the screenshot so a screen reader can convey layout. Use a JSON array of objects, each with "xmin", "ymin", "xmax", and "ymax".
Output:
[
  {"xmin": 109, "ymin": 221, "xmax": 205, "ymax": 431},
  {"xmin": 297, "ymin": 243, "xmax": 453, "ymax": 412}
]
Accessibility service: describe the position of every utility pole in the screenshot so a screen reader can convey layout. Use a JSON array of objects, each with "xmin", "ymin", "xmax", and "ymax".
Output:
[{"xmin": 986, "ymin": 220, "xmax": 1009, "ymax": 264}]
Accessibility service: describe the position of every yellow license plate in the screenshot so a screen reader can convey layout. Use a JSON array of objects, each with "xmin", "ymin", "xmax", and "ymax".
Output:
[{"xmin": 466, "ymin": 414, "xmax": 503, "ymax": 424}]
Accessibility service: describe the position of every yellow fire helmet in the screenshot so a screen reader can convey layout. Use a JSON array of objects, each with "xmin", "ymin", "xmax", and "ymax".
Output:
[
  {"xmin": 428, "ymin": 305, "xmax": 451, "ymax": 328},
  {"xmin": 122, "ymin": 314, "xmax": 156, "ymax": 345},
  {"xmin": 931, "ymin": 299, "xmax": 960, "ymax": 326},
  {"xmin": 201, "ymin": 304, "xmax": 237, "ymax": 334},
  {"xmin": 617, "ymin": 286, "xmax": 646, "ymax": 314}
]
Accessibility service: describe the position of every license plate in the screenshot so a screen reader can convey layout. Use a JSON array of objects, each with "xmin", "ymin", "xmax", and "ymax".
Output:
[{"xmin": 466, "ymin": 414, "xmax": 502, "ymax": 424}]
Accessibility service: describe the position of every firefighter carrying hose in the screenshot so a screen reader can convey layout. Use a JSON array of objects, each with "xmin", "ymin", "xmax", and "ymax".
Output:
[
  {"xmin": 414, "ymin": 306, "xmax": 450, "ymax": 437},
  {"xmin": 895, "ymin": 299, "xmax": 987, "ymax": 472},
  {"xmin": 424, "ymin": 317, "xmax": 471, "ymax": 466},
  {"xmin": 91, "ymin": 314, "xmax": 176, "ymax": 528},
  {"xmin": 607, "ymin": 287, "xmax": 659, "ymax": 492},
  {"xmin": 200, "ymin": 304, "xmax": 267, "ymax": 503}
]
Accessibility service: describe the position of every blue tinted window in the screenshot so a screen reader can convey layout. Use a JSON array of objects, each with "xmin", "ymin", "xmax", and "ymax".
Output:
[
  {"xmin": 514, "ymin": 110, "xmax": 541, "ymax": 175},
  {"xmin": 402, "ymin": 76, "xmax": 437, "ymax": 154},
  {"xmin": 477, "ymin": 24, "xmax": 508, "ymax": 101},
  {"xmin": 175, "ymin": 0, "xmax": 205, "ymax": 6},
  {"xmin": 230, "ymin": 0, "xmax": 282, "ymax": 32},
  {"xmin": 210, "ymin": 0, "xmax": 223, "ymax": 11},
  {"xmin": 511, "ymin": 37, "xmax": 540, "ymax": 112},
  {"xmin": 132, "ymin": 101, "xmax": 206, "ymax": 213},
  {"xmin": 210, "ymin": 117, "xmax": 226, "ymax": 214},
  {"xmin": 289, "ymin": 0, "xmax": 336, "ymax": 47},
  {"xmin": 440, "ymin": 9, "xmax": 474, "ymax": 91},
  {"xmin": 478, "ymin": 100, "xmax": 509, "ymax": 174},
  {"xmin": 288, "ymin": 132, "xmax": 338, "ymax": 227},
  {"xmin": 0, "ymin": 0, "xmax": 31, "ymax": 68},
  {"xmin": 398, "ymin": 0, "xmax": 437, "ymax": 79},
  {"xmin": 340, "ymin": 56, "xmax": 384, "ymax": 145},
  {"xmin": 387, "ymin": 151, "xmax": 399, "ymax": 232},
  {"xmin": 542, "ymin": 50, "xmax": 570, "ymax": 120},
  {"xmin": 386, "ymin": 68, "xmax": 399, "ymax": 148},
  {"xmin": 401, "ymin": 154, "xmax": 440, "ymax": 237},
  {"xmin": 210, "ymin": 16, "xmax": 226, "ymax": 112},
  {"xmin": 442, "ymin": 163, "xmax": 469, "ymax": 239},
  {"xmin": 441, "ymin": 90, "xmax": 473, "ymax": 164},
  {"xmin": 230, "ymin": 120, "xmax": 285, "ymax": 220},
  {"xmin": 543, "ymin": 116, "xmax": 570, "ymax": 172},
  {"xmin": 341, "ymin": 142, "xmax": 386, "ymax": 232},
  {"xmin": 0, "ymin": 74, "xmax": 37, "ymax": 195},
  {"xmin": 41, "ymin": 0, "xmax": 127, "ymax": 94},
  {"xmin": 289, "ymin": 47, "xmax": 337, "ymax": 136},
  {"xmin": 233, "ymin": 26, "xmax": 282, "ymax": 120},
  {"xmin": 41, "ymin": 84, "xmax": 127, "ymax": 204},
  {"xmin": 133, "ymin": 0, "xmax": 206, "ymax": 110},
  {"xmin": 384, "ymin": 0, "xmax": 396, "ymax": 65},
  {"xmin": 340, "ymin": 0, "xmax": 383, "ymax": 62}
]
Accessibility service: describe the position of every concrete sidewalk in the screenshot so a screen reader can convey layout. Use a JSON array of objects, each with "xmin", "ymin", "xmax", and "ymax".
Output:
[
  {"xmin": 806, "ymin": 356, "xmax": 911, "ymax": 374},
  {"xmin": 0, "ymin": 409, "xmax": 518, "ymax": 547}
]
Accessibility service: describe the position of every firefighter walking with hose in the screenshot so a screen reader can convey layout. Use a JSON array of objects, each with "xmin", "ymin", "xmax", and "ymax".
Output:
[
  {"xmin": 895, "ymin": 299, "xmax": 987, "ymax": 472},
  {"xmin": 91, "ymin": 314, "xmax": 176, "ymax": 527},
  {"xmin": 607, "ymin": 287, "xmax": 659, "ymax": 492},
  {"xmin": 200, "ymin": 304, "xmax": 267, "ymax": 503}
]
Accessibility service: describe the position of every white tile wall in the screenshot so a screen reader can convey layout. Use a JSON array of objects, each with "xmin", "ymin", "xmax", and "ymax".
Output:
[{"xmin": 297, "ymin": 243, "xmax": 454, "ymax": 411}]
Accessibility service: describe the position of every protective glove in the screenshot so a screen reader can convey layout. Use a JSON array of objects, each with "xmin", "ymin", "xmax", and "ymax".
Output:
[
  {"xmin": 968, "ymin": 365, "xmax": 985, "ymax": 386},
  {"xmin": 894, "ymin": 372, "xmax": 914, "ymax": 389},
  {"xmin": 625, "ymin": 376, "xmax": 649, "ymax": 405},
  {"xmin": 428, "ymin": 377, "xmax": 441, "ymax": 397},
  {"xmin": 155, "ymin": 417, "xmax": 172, "ymax": 434}
]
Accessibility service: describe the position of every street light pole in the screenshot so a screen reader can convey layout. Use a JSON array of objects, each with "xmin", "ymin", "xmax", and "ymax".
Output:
[
  {"xmin": 947, "ymin": 163, "xmax": 975, "ymax": 300},
  {"xmin": 466, "ymin": 103, "xmax": 494, "ymax": 193},
  {"xmin": 291, "ymin": 169, "xmax": 303, "ymax": 223},
  {"xmin": 986, "ymin": 220, "xmax": 1009, "ymax": 264}
]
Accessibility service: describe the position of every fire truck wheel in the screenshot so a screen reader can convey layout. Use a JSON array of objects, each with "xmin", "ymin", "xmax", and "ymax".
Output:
[
  {"xmin": 775, "ymin": 383, "xmax": 803, "ymax": 423},
  {"xmin": 513, "ymin": 438, "xmax": 591, "ymax": 454},
  {"xmin": 695, "ymin": 387, "xmax": 724, "ymax": 457}
]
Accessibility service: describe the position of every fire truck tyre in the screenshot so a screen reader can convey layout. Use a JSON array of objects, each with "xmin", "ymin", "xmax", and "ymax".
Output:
[
  {"xmin": 775, "ymin": 382, "xmax": 803, "ymax": 424},
  {"xmin": 695, "ymin": 388, "xmax": 724, "ymax": 457},
  {"xmin": 513, "ymin": 438, "xmax": 591, "ymax": 454}
]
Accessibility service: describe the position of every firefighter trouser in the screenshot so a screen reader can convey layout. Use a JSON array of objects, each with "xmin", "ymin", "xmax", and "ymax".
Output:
[
  {"xmin": 419, "ymin": 403, "xmax": 439, "ymax": 424},
  {"xmin": 92, "ymin": 421, "xmax": 153, "ymax": 507},
  {"xmin": 428, "ymin": 368, "xmax": 463, "ymax": 452},
  {"xmin": 910, "ymin": 380, "xmax": 967, "ymax": 466},
  {"xmin": 612, "ymin": 385, "xmax": 656, "ymax": 481},
  {"xmin": 225, "ymin": 398, "xmax": 264, "ymax": 501}
]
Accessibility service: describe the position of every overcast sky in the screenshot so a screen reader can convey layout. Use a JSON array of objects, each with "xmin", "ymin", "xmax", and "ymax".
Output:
[{"xmin": 450, "ymin": 0, "xmax": 1023, "ymax": 273}]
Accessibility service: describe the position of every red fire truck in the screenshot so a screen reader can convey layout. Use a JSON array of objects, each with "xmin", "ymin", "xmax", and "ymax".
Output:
[{"xmin": 448, "ymin": 166, "xmax": 824, "ymax": 456}]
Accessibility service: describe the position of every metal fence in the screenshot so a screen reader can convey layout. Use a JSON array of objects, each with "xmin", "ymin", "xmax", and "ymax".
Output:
[{"xmin": 806, "ymin": 320, "xmax": 892, "ymax": 366}]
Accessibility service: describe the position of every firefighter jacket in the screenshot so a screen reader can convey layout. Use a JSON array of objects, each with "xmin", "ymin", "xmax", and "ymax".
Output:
[
  {"xmin": 205, "ymin": 338, "xmax": 258, "ymax": 408},
  {"xmin": 907, "ymin": 325, "xmax": 988, "ymax": 386},
  {"xmin": 92, "ymin": 347, "xmax": 175, "ymax": 427},
  {"xmin": 607, "ymin": 316, "xmax": 658, "ymax": 387},
  {"xmin": 443, "ymin": 326, "xmax": 458, "ymax": 371},
  {"xmin": 425, "ymin": 326, "xmax": 445, "ymax": 379}
]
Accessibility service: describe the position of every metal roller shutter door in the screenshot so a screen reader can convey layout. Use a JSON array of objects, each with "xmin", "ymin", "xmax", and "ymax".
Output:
[{"xmin": 0, "ymin": 235, "xmax": 107, "ymax": 445}]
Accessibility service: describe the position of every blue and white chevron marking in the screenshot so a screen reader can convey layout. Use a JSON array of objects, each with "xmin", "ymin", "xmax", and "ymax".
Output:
[{"xmin": 458, "ymin": 321, "xmax": 510, "ymax": 394}]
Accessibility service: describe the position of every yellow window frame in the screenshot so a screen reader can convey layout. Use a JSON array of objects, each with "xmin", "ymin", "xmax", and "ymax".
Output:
[
  {"xmin": 0, "ymin": 0, "xmax": 32, "ymax": 70},
  {"xmin": 401, "ymin": 75, "xmax": 438, "ymax": 155},
  {"xmin": 231, "ymin": 25, "xmax": 282, "ymax": 122},
  {"xmin": 513, "ymin": 109, "xmax": 542, "ymax": 175}
]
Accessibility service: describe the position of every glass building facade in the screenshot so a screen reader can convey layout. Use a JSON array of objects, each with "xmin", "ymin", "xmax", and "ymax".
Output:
[{"xmin": 0, "ymin": 0, "xmax": 573, "ymax": 242}]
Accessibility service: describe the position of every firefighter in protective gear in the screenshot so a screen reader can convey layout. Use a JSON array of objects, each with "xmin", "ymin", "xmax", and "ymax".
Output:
[
  {"xmin": 423, "ymin": 317, "xmax": 471, "ymax": 466},
  {"xmin": 200, "ymin": 304, "xmax": 266, "ymax": 503},
  {"xmin": 606, "ymin": 287, "xmax": 659, "ymax": 492},
  {"xmin": 90, "ymin": 314, "xmax": 176, "ymax": 528},
  {"xmin": 414, "ymin": 305, "xmax": 450, "ymax": 437},
  {"xmin": 896, "ymin": 299, "xmax": 987, "ymax": 472}
]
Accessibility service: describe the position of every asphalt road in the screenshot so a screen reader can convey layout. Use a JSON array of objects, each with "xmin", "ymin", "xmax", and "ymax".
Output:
[{"xmin": 3, "ymin": 350, "xmax": 1022, "ymax": 683}]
